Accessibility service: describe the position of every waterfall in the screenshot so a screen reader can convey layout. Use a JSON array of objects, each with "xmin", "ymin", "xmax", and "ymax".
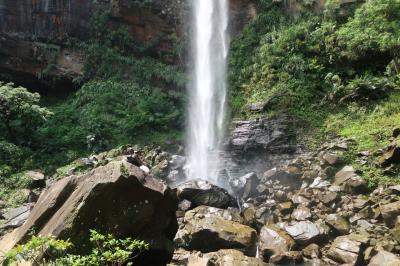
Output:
[{"xmin": 187, "ymin": 0, "xmax": 229, "ymax": 182}]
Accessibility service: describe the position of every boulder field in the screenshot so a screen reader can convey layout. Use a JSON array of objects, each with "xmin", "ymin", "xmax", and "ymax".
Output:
[{"xmin": 1, "ymin": 117, "xmax": 400, "ymax": 265}]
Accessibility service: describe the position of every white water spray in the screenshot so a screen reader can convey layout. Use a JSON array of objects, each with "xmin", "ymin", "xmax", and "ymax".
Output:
[{"xmin": 187, "ymin": 0, "xmax": 229, "ymax": 181}]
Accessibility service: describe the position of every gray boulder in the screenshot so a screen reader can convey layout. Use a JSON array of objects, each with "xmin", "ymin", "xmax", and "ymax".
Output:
[
  {"xmin": 325, "ymin": 214, "xmax": 350, "ymax": 235},
  {"xmin": 229, "ymin": 172, "xmax": 259, "ymax": 199},
  {"xmin": 258, "ymin": 225, "xmax": 296, "ymax": 261},
  {"xmin": 291, "ymin": 205, "xmax": 312, "ymax": 221},
  {"xmin": 176, "ymin": 179, "xmax": 235, "ymax": 209},
  {"xmin": 334, "ymin": 166, "xmax": 368, "ymax": 194},
  {"xmin": 174, "ymin": 206, "xmax": 257, "ymax": 255},
  {"xmin": 0, "ymin": 204, "xmax": 32, "ymax": 230},
  {"xmin": 285, "ymin": 221, "xmax": 326, "ymax": 245},
  {"xmin": 328, "ymin": 234, "xmax": 366, "ymax": 265}
]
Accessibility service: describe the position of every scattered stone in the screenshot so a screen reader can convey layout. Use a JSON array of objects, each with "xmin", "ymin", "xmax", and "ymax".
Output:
[
  {"xmin": 25, "ymin": 171, "xmax": 46, "ymax": 188},
  {"xmin": 309, "ymin": 177, "xmax": 331, "ymax": 189},
  {"xmin": 380, "ymin": 138, "xmax": 400, "ymax": 167},
  {"xmin": 269, "ymin": 251, "xmax": 303, "ymax": 264},
  {"xmin": 258, "ymin": 225, "xmax": 296, "ymax": 260},
  {"xmin": 302, "ymin": 243, "xmax": 321, "ymax": 259},
  {"xmin": 291, "ymin": 194, "xmax": 311, "ymax": 205},
  {"xmin": 1, "ymin": 204, "xmax": 32, "ymax": 230},
  {"xmin": 380, "ymin": 201, "xmax": 400, "ymax": 227},
  {"xmin": 328, "ymin": 234, "xmax": 366, "ymax": 265},
  {"xmin": 353, "ymin": 197, "xmax": 369, "ymax": 210},
  {"xmin": 322, "ymin": 152, "xmax": 339, "ymax": 166},
  {"xmin": 229, "ymin": 172, "xmax": 259, "ymax": 199},
  {"xmin": 203, "ymin": 249, "xmax": 268, "ymax": 266},
  {"xmin": 248, "ymin": 101, "xmax": 268, "ymax": 113},
  {"xmin": 357, "ymin": 219, "xmax": 373, "ymax": 229},
  {"xmin": 291, "ymin": 205, "xmax": 312, "ymax": 221},
  {"xmin": 242, "ymin": 206, "xmax": 256, "ymax": 225},
  {"xmin": 176, "ymin": 179, "xmax": 234, "ymax": 209},
  {"xmin": 368, "ymin": 250, "xmax": 400, "ymax": 266},
  {"xmin": 285, "ymin": 221, "xmax": 326, "ymax": 245},
  {"xmin": 175, "ymin": 206, "xmax": 257, "ymax": 255},
  {"xmin": 334, "ymin": 166, "xmax": 368, "ymax": 194},
  {"xmin": 319, "ymin": 191, "xmax": 338, "ymax": 205},
  {"xmin": 326, "ymin": 214, "xmax": 350, "ymax": 235},
  {"xmin": 277, "ymin": 201, "xmax": 293, "ymax": 215}
]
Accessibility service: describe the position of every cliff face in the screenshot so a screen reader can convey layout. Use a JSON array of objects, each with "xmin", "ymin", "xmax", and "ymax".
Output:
[{"xmin": 0, "ymin": 0, "xmax": 257, "ymax": 89}]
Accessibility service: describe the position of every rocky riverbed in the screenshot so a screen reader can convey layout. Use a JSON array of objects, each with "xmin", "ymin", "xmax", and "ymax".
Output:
[{"xmin": 1, "ymin": 117, "xmax": 400, "ymax": 265}]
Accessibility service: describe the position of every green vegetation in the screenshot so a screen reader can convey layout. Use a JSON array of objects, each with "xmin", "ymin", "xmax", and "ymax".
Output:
[
  {"xmin": 0, "ymin": 82, "xmax": 52, "ymax": 145},
  {"xmin": 229, "ymin": 0, "xmax": 400, "ymax": 185},
  {"xmin": 1, "ymin": 230, "xmax": 149, "ymax": 266},
  {"xmin": 0, "ymin": 9, "xmax": 185, "ymax": 206},
  {"xmin": 0, "ymin": 9, "xmax": 184, "ymax": 175}
]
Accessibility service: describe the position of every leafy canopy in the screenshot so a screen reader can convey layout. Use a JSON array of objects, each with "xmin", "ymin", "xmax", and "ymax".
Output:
[{"xmin": 0, "ymin": 82, "xmax": 52, "ymax": 144}]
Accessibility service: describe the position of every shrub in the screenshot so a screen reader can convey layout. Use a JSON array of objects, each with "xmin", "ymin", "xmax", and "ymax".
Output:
[
  {"xmin": 0, "ymin": 82, "xmax": 52, "ymax": 145},
  {"xmin": 1, "ymin": 230, "xmax": 149, "ymax": 266}
]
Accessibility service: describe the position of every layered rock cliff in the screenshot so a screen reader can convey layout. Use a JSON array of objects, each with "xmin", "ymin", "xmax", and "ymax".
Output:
[{"xmin": 0, "ymin": 0, "xmax": 257, "ymax": 89}]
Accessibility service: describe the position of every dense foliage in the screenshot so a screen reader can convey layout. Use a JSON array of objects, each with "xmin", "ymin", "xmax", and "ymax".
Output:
[
  {"xmin": 229, "ymin": 0, "xmax": 400, "ymax": 185},
  {"xmin": 0, "ymin": 9, "xmax": 185, "ymax": 178},
  {"xmin": 1, "ymin": 230, "xmax": 149, "ymax": 266},
  {"xmin": 0, "ymin": 82, "xmax": 52, "ymax": 144}
]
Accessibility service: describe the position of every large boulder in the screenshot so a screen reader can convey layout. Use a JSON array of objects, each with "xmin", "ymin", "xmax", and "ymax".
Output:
[
  {"xmin": 0, "ymin": 161, "xmax": 178, "ymax": 265},
  {"xmin": 258, "ymin": 225, "xmax": 296, "ymax": 261},
  {"xmin": 176, "ymin": 179, "xmax": 235, "ymax": 208},
  {"xmin": 174, "ymin": 206, "xmax": 257, "ymax": 255}
]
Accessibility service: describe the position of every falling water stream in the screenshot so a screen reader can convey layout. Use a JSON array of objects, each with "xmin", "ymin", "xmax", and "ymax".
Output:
[{"xmin": 187, "ymin": 0, "xmax": 229, "ymax": 182}]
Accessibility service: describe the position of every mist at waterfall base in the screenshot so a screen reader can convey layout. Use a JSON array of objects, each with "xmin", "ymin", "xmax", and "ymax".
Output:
[{"xmin": 186, "ymin": 0, "xmax": 229, "ymax": 184}]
